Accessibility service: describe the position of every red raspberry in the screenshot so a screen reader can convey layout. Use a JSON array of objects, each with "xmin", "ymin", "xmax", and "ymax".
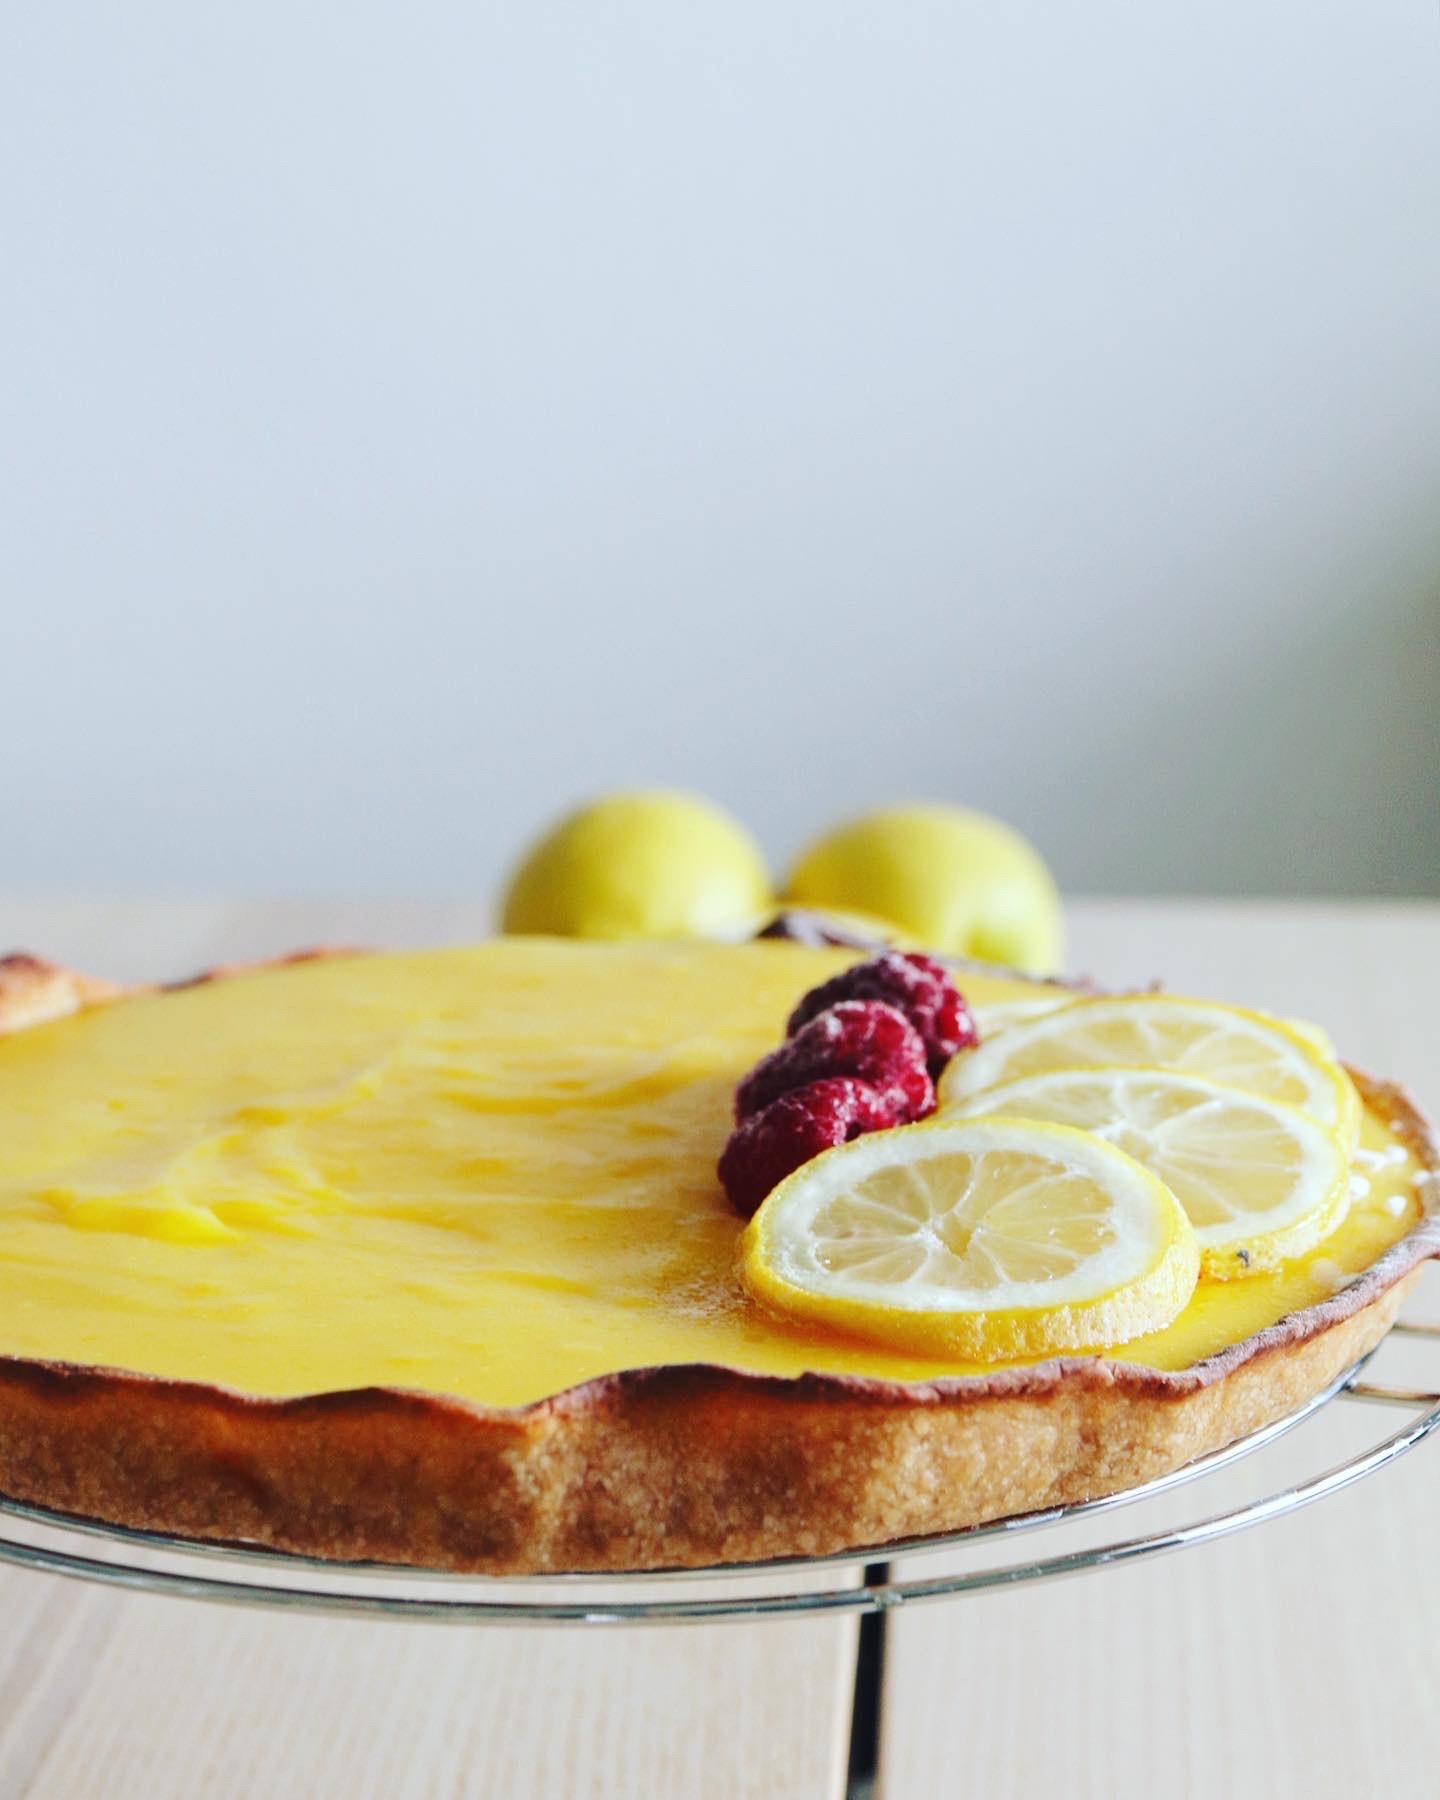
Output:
[
  {"xmin": 718, "ymin": 1077, "xmax": 893, "ymax": 1217},
  {"xmin": 786, "ymin": 951, "xmax": 976, "ymax": 1076},
  {"xmin": 735, "ymin": 999, "xmax": 934, "ymax": 1124}
]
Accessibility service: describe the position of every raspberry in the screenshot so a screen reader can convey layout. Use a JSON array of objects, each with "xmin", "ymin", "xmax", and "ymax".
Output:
[
  {"xmin": 786, "ymin": 951, "xmax": 976, "ymax": 1076},
  {"xmin": 735, "ymin": 999, "xmax": 934, "ymax": 1124},
  {"xmin": 718, "ymin": 1077, "xmax": 892, "ymax": 1217}
]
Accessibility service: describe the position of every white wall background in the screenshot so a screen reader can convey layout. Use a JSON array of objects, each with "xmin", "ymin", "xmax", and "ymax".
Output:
[{"xmin": 3, "ymin": 2, "xmax": 1438, "ymax": 904}]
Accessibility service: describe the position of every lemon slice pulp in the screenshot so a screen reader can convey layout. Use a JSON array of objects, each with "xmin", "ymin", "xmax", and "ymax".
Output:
[
  {"xmin": 940, "ymin": 994, "xmax": 1360, "ymax": 1148},
  {"xmin": 969, "ymin": 995, "xmax": 1072, "ymax": 1039},
  {"xmin": 943, "ymin": 1069, "xmax": 1350, "ymax": 1280},
  {"xmin": 741, "ymin": 1117, "xmax": 1199, "ymax": 1361}
]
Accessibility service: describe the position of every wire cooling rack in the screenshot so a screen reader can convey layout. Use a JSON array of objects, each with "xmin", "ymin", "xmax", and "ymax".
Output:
[{"xmin": 3, "ymin": 1323, "xmax": 1438, "ymax": 1628}]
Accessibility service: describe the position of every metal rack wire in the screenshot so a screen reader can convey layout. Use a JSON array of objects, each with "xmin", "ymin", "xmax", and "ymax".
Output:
[{"xmin": 3, "ymin": 1323, "xmax": 1438, "ymax": 1628}]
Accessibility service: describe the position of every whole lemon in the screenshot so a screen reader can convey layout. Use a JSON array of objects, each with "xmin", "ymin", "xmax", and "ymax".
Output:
[
  {"xmin": 501, "ymin": 791, "xmax": 773, "ymax": 940},
  {"xmin": 784, "ymin": 804, "xmax": 1063, "ymax": 972}
]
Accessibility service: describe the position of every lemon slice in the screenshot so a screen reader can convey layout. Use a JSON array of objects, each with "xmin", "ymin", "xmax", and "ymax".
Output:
[
  {"xmin": 971, "ymin": 995, "xmax": 1072, "ymax": 1038},
  {"xmin": 939, "ymin": 994, "xmax": 1360, "ymax": 1148},
  {"xmin": 944, "ymin": 1069, "xmax": 1350, "ymax": 1280},
  {"xmin": 741, "ymin": 1117, "xmax": 1198, "ymax": 1361}
]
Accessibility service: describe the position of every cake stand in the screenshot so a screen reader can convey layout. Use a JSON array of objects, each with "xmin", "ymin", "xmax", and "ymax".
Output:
[{"xmin": 2, "ymin": 1323, "xmax": 1438, "ymax": 1628}]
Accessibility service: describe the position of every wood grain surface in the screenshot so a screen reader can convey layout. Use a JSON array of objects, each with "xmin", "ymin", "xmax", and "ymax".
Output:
[
  {"xmin": 0, "ymin": 896, "xmax": 1437, "ymax": 1798},
  {"xmin": 0, "ymin": 1571, "xmax": 857, "ymax": 1799}
]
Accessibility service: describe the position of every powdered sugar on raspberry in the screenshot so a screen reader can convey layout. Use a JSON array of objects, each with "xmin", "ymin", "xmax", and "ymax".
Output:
[
  {"xmin": 785, "ymin": 950, "xmax": 976, "ymax": 1075},
  {"xmin": 735, "ymin": 999, "xmax": 934, "ymax": 1124},
  {"xmin": 718, "ymin": 1077, "xmax": 893, "ymax": 1218}
]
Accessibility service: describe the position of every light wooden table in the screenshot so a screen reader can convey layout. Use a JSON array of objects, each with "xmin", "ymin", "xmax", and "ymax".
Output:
[{"xmin": 0, "ymin": 897, "xmax": 1436, "ymax": 1799}]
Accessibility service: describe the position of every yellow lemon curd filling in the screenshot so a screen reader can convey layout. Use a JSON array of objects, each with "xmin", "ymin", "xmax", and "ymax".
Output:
[{"xmin": 0, "ymin": 940, "xmax": 1423, "ymax": 1406}]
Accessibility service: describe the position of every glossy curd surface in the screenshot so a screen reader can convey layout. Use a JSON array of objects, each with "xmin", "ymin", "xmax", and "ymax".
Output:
[{"xmin": 0, "ymin": 940, "xmax": 1424, "ymax": 1405}]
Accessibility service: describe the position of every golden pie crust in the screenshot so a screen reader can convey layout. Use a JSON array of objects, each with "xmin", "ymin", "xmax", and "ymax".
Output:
[{"xmin": 0, "ymin": 950, "xmax": 1436, "ymax": 1576}]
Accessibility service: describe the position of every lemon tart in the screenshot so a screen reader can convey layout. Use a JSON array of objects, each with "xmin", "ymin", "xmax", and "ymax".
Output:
[{"xmin": 0, "ymin": 938, "xmax": 1435, "ymax": 1573}]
